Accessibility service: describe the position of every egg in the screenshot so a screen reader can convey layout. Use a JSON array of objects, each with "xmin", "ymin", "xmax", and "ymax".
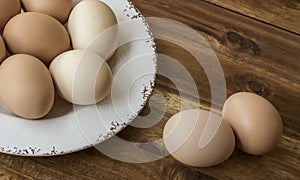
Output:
[
  {"xmin": 222, "ymin": 92, "xmax": 283, "ymax": 155},
  {"xmin": 49, "ymin": 50, "xmax": 113, "ymax": 105},
  {"xmin": 0, "ymin": 0, "xmax": 21, "ymax": 31},
  {"xmin": 3, "ymin": 12, "xmax": 70, "ymax": 65},
  {"xmin": 0, "ymin": 36, "xmax": 6, "ymax": 63},
  {"xmin": 20, "ymin": 0, "xmax": 73, "ymax": 24},
  {"xmin": 0, "ymin": 54, "xmax": 55, "ymax": 119},
  {"xmin": 68, "ymin": 0, "xmax": 118, "ymax": 60},
  {"xmin": 163, "ymin": 109, "xmax": 235, "ymax": 167}
]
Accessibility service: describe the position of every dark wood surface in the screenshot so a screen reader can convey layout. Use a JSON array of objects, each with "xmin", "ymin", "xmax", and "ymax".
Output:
[{"xmin": 1, "ymin": 0, "xmax": 299, "ymax": 179}]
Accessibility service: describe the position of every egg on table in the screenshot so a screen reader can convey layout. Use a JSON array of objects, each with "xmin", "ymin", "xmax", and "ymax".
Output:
[
  {"xmin": 49, "ymin": 50, "xmax": 113, "ymax": 105},
  {"xmin": 3, "ymin": 12, "xmax": 70, "ymax": 65},
  {"xmin": 68, "ymin": 0, "xmax": 119, "ymax": 60},
  {"xmin": 0, "ymin": 54, "xmax": 55, "ymax": 119},
  {"xmin": 20, "ymin": 0, "xmax": 73, "ymax": 24},
  {"xmin": 163, "ymin": 109, "xmax": 235, "ymax": 167},
  {"xmin": 0, "ymin": 0, "xmax": 21, "ymax": 31},
  {"xmin": 222, "ymin": 92, "xmax": 283, "ymax": 155},
  {"xmin": 0, "ymin": 36, "xmax": 6, "ymax": 63}
]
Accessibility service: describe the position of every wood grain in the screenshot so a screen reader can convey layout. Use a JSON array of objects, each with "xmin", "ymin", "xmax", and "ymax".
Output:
[
  {"xmin": 203, "ymin": 0, "xmax": 300, "ymax": 35},
  {"xmin": 0, "ymin": 0, "xmax": 299, "ymax": 179}
]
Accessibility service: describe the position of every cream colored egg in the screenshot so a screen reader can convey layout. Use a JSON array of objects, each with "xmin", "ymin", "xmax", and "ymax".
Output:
[
  {"xmin": 49, "ymin": 50, "xmax": 113, "ymax": 105},
  {"xmin": 163, "ymin": 109, "xmax": 235, "ymax": 167},
  {"xmin": 68, "ymin": 0, "xmax": 118, "ymax": 60}
]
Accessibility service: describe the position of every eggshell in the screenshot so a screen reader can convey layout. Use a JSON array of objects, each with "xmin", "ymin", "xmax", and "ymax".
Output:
[
  {"xmin": 0, "ymin": 0, "xmax": 21, "ymax": 31},
  {"xmin": 0, "ymin": 54, "xmax": 55, "ymax": 119},
  {"xmin": 163, "ymin": 109, "xmax": 235, "ymax": 167},
  {"xmin": 3, "ymin": 12, "xmax": 70, "ymax": 65},
  {"xmin": 222, "ymin": 92, "xmax": 283, "ymax": 155},
  {"xmin": 49, "ymin": 50, "xmax": 113, "ymax": 105},
  {"xmin": 21, "ymin": 0, "xmax": 73, "ymax": 24},
  {"xmin": 68, "ymin": 0, "xmax": 118, "ymax": 60},
  {"xmin": 0, "ymin": 36, "xmax": 6, "ymax": 63}
]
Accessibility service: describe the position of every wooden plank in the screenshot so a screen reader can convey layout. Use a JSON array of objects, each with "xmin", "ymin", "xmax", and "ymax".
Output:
[
  {"xmin": 203, "ymin": 0, "xmax": 300, "ymax": 34},
  {"xmin": 129, "ymin": 0, "xmax": 300, "ymax": 178},
  {"xmin": 0, "ymin": 165, "xmax": 33, "ymax": 180},
  {"xmin": 0, "ymin": 153, "xmax": 82, "ymax": 179},
  {"xmin": 132, "ymin": 0, "xmax": 300, "ymax": 84}
]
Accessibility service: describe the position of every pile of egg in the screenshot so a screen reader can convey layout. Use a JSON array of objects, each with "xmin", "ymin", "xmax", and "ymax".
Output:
[{"xmin": 0, "ymin": 0, "xmax": 118, "ymax": 119}]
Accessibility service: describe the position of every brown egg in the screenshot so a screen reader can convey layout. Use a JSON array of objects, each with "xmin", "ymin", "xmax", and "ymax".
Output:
[
  {"xmin": 0, "ymin": 54, "xmax": 55, "ymax": 119},
  {"xmin": 222, "ymin": 92, "xmax": 283, "ymax": 155},
  {"xmin": 163, "ymin": 109, "xmax": 235, "ymax": 167},
  {"xmin": 0, "ymin": 36, "xmax": 6, "ymax": 63},
  {"xmin": 3, "ymin": 12, "xmax": 70, "ymax": 65},
  {"xmin": 21, "ymin": 0, "xmax": 73, "ymax": 24},
  {"xmin": 0, "ymin": 0, "xmax": 21, "ymax": 31}
]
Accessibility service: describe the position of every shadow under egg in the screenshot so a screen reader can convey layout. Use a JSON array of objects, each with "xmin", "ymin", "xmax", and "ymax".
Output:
[
  {"xmin": 0, "ymin": 100, "xmax": 14, "ymax": 116},
  {"xmin": 43, "ymin": 93, "xmax": 73, "ymax": 119}
]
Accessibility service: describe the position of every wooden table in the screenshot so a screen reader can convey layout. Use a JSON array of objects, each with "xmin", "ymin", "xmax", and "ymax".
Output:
[{"xmin": 1, "ymin": 0, "xmax": 299, "ymax": 179}]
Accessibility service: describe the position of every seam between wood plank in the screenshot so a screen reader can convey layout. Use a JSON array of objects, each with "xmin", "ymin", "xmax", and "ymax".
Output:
[{"xmin": 201, "ymin": 0, "xmax": 300, "ymax": 36}]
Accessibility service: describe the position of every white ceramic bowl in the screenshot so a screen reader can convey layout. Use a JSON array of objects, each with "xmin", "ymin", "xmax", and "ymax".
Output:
[{"xmin": 0, "ymin": 0, "xmax": 157, "ymax": 156}]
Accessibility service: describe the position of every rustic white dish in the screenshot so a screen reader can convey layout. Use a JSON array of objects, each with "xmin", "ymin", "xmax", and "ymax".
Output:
[{"xmin": 0, "ymin": 0, "xmax": 157, "ymax": 156}]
